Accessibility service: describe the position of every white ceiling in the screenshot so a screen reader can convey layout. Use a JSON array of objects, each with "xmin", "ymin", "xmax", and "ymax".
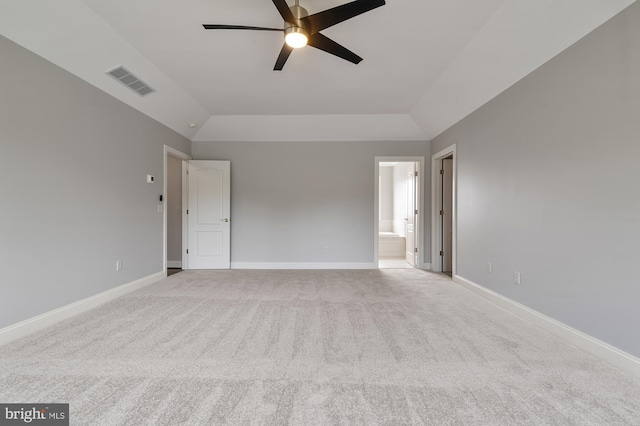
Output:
[{"xmin": 0, "ymin": 0, "xmax": 634, "ymax": 141}]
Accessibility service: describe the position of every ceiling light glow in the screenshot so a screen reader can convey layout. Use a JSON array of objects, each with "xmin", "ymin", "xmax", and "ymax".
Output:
[{"xmin": 285, "ymin": 27, "xmax": 308, "ymax": 48}]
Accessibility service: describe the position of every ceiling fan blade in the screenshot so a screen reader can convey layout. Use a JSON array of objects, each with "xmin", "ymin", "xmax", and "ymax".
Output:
[
  {"xmin": 301, "ymin": 0, "xmax": 385, "ymax": 34},
  {"xmin": 272, "ymin": 0, "xmax": 297, "ymax": 24},
  {"xmin": 274, "ymin": 43, "xmax": 294, "ymax": 71},
  {"xmin": 203, "ymin": 24, "xmax": 284, "ymax": 31},
  {"xmin": 308, "ymin": 33, "xmax": 362, "ymax": 65}
]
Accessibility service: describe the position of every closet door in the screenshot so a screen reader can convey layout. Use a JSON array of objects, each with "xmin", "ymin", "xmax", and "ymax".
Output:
[{"xmin": 187, "ymin": 161, "xmax": 231, "ymax": 269}]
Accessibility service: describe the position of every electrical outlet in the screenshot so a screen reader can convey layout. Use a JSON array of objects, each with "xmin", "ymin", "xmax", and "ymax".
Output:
[
  {"xmin": 487, "ymin": 263, "xmax": 493, "ymax": 274},
  {"xmin": 514, "ymin": 271, "xmax": 521, "ymax": 285},
  {"xmin": 116, "ymin": 260, "xmax": 122, "ymax": 272}
]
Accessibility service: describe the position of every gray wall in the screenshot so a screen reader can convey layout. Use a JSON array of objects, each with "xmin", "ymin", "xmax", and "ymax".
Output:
[
  {"xmin": 0, "ymin": 36, "xmax": 190, "ymax": 329},
  {"xmin": 192, "ymin": 141, "xmax": 430, "ymax": 265},
  {"xmin": 431, "ymin": 3, "xmax": 640, "ymax": 357}
]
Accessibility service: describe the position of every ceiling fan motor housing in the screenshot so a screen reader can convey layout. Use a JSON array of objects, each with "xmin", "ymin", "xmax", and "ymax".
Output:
[
  {"xmin": 284, "ymin": 5, "xmax": 309, "ymax": 47},
  {"xmin": 291, "ymin": 5, "xmax": 309, "ymax": 20},
  {"xmin": 285, "ymin": 5, "xmax": 308, "ymax": 30}
]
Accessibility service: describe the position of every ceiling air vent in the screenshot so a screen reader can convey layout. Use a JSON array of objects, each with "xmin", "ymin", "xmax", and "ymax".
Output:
[{"xmin": 106, "ymin": 66, "xmax": 155, "ymax": 97}]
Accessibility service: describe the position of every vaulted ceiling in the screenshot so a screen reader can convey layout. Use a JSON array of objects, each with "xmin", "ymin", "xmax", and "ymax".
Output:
[{"xmin": 0, "ymin": 0, "xmax": 634, "ymax": 141}]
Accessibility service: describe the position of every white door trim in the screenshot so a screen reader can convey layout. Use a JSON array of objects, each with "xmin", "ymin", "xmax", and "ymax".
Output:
[
  {"xmin": 431, "ymin": 145, "xmax": 457, "ymax": 275},
  {"xmin": 163, "ymin": 145, "xmax": 191, "ymax": 275},
  {"xmin": 374, "ymin": 156, "xmax": 426, "ymax": 269}
]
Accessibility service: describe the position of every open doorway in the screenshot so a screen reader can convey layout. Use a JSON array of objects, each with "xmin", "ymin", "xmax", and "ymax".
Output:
[
  {"xmin": 431, "ymin": 145, "xmax": 456, "ymax": 277},
  {"xmin": 163, "ymin": 146, "xmax": 190, "ymax": 276},
  {"xmin": 374, "ymin": 157, "xmax": 424, "ymax": 269},
  {"xmin": 441, "ymin": 156, "xmax": 454, "ymax": 276}
]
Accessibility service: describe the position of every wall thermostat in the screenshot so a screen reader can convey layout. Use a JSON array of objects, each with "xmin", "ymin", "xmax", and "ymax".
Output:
[{"xmin": 147, "ymin": 174, "xmax": 155, "ymax": 183}]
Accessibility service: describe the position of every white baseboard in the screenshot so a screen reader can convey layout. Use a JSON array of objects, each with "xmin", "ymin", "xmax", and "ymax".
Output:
[
  {"xmin": 0, "ymin": 271, "xmax": 165, "ymax": 347},
  {"xmin": 453, "ymin": 274, "xmax": 640, "ymax": 377},
  {"xmin": 231, "ymin": 262, "xmax": 376, "ymax": 270},
  {"xmin": 231, "ymin": 262, "xmax": 431, "ymax": 271},
  {"xmin": 167, "ymin": 260, "xmax": 182, "ymax": 268}
]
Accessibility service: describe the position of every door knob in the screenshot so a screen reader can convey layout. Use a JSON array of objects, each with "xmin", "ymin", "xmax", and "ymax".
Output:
[{"xmin": 221, "ymin": 218, "xmax": 229, "ymax": 222}]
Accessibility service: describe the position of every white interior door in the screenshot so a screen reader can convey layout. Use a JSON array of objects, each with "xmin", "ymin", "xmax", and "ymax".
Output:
[
  {"xmin": 187, "ymin": 160, "xmax": 230, "ymax": 269},
  {"xmin": 405, "ymin": 163, "xmax": 416, "ymax": 266}
]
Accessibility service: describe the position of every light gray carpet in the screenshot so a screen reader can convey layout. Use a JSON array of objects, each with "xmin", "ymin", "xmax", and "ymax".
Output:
[{"xmin": 1, "ymin": 269, "xmax": 639, "ymax": 425}]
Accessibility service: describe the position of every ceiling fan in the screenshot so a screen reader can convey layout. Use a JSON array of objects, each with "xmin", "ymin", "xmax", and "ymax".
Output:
[{"xmin": 202, "ymin": 0, "xmax": 386, "ymax": 71}]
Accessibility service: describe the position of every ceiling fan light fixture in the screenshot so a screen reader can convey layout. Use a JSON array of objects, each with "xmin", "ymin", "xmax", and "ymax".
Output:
[
  {"xmin": 284, "ymin": 27, "xmax": 308, "ymax": 48},
  {"xmin": 202, "ymin": 0, "xmax": 386, "ymax": 70}
]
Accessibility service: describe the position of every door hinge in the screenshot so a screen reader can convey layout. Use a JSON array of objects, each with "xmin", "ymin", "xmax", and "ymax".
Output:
[
  {"xmin": 414, "ymin": 171, "xmax": 418, "ymax": 177},
  {"xmin": 440, "ymin": 250, "xmax": 444, "ymax": 256},
  {"xmin": 440, "ymin": 169, "xmax": 444, "ymax": 175},
  {"xmin": 186, "ymin": 209, "xmax": 189, "ymax": 215},
  {"xmin": 186, "ymin": 249, "xmax": 189, "ymax": 254},
  {"xmin": 414, "ymin": 248, "xmax": 418, "ymax": 253},
  {"xmin": 415, "ymin": 209, "xmax": 418, "ymax": 215},
  {"xmin": 440, "ymin": 210, "xmax": 444, "ymax": 216}
]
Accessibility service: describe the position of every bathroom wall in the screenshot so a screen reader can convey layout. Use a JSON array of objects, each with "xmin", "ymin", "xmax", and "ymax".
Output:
[
  {"xmin": 392, "ymin": 163, "xmax": 411, "ymax": 235},
  {"xmin": 379, "ymin": 167, "xmax": 394, "ymax": 232}
]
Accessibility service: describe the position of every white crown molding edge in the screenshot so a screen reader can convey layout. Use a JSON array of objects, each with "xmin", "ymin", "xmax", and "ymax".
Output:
[{"xmin": 193, "ymin": 114, "xmax": 427, "ymax": 142}]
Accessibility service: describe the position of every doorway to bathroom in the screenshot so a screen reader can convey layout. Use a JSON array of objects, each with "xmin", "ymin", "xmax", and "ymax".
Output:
[{"xmin": 374, "ymin": 157, "xmax": 424, "ymax": 269}]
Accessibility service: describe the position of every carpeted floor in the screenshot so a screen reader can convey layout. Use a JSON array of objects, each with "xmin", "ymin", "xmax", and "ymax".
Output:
[{"xmin": 1, "ymin": 269, "xmax": 639, "ymax": 425}]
